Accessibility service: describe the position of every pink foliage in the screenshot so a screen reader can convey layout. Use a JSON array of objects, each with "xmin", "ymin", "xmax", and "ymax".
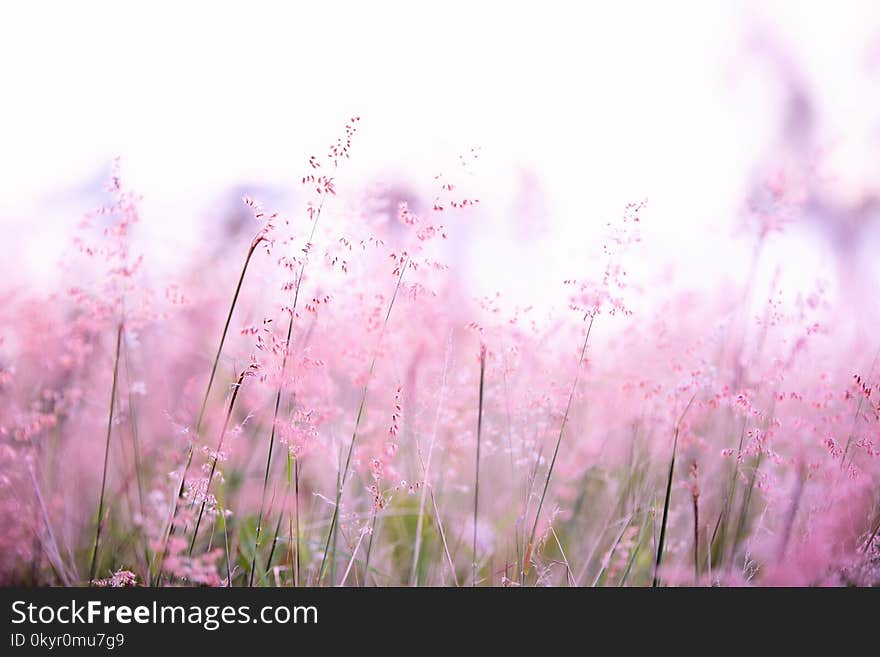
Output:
[{"xmin": 1, "ymin": 118, "xmax": 879, "ymax": 587}]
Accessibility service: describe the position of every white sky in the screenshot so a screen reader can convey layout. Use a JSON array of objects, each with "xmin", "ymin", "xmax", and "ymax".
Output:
[{"xmin": 1, "ymin": 1, "xmax": 878, "ymax": 304}]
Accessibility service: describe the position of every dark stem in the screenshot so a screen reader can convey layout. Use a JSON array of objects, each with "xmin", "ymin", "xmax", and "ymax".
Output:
[
  {"xmin": 188, "ymin": 368, "xmax": 248, "ymax": 556},
  {"xmin": 89, "ymin": 322, "xmax": 123, "ymax": 585},
  {"xmin": 155, "ymin": 238, "xmax": 261, "ymax": 583},
  {"xmin": 653, "ymin": 394, "xmax": 696, "ymax": 587},
  {"xmin": 525, "ymin": 316, "xmax": 594, "ymax": 581},
  {"xmin": 250, "ymin": 195, "xmax": 325, "ymax": 586},
  {"xmin": 318, "ymin": 258, "xmax": 408, "ymax": 584},
  {"xmin": 249, "ymin": 315, "xmax": 296, "ymax": 586},
  {"xmin": 473, "ymin": 347, "xmax": 486, "ymax": 586}
]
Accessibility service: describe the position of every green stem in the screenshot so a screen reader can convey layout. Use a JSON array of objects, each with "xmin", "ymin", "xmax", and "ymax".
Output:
[
  {"xmin": 250, "ymin": 195, "xmax": 326, "ymax": 586},
  {"xmin": 249, "ymin": 315, "xmax": 295, "ymax": 586},
  {"xmin": 473, "ymin": 347, "xmax": 486, "ymax": 587},
  {"xmin": 653, "ymin": 394, "xmax": 696, "ymax": 587},
  {"xmin": 189, "ymin": 368, "xmax": 248, "ymax": 556},
  {"xmin": 154, "ymin": 237, "xmax": 261, "ymax": 584},
  {"xmin": 318, "ymin": 258, "xmax": 409, "ymax": 584},
  {"xmin": 525, "ymin": 316, "xmax": 594, "ymax": 581},
  {"xmin": 89, "ymin": 322, "xmax": 123, "ymax": 585}
]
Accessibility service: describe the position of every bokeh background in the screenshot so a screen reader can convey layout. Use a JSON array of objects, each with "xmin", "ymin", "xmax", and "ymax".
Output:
[
  {"xmin": 3, "ymin": 1, "xmax": 879, "ymax": 316},
  {"xmin": 3, "ymin": 1, "xmax": 880, "ymax": 587}
]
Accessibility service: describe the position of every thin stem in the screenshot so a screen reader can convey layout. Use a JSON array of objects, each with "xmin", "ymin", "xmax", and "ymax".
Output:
[
  {"xmin": 692, "ymin": 488, "xmax": 700, "ymax": 583},
  {"xmin": 525, "ymin": 316, "xmax": 594, "ymax": 580},
  {"xmin": 220, "ymin": 507, "xmax": 232, "ymax": 587},
  {"xmin": 590, "ymin": 512, "xmax": 635, "ymax": 587},
  {"xmin": 250, "ymin": 196, "xmax": 326, "ymax": 586},
  {"xmin": 289, "ymin": 514, "xmax": 296, "ymax": 587},
  {"xmin": 653, "ymin": 394, "xmax": 696, "ymax": 587},
  {"xmin": 28, "ymin": 464, "xmax": 72, "ymax": 585},
  {"xmin": 618, "ymin": 508, "xmax": 651, "ymax": 586},
  {"xmin": 264, "ymin": 490, "xmax": 287, "ymax": 580},
  {"xmin": 431, "ymin": 484, "xmax": 459, "ymax": 586},
  {"xmin": 842, "ymin": 346, "xmax": 880, "ymax": 470},
  {"xmin": 360, "ymin": 511, "xmax": 379, "ymax": 586},
  {"xmin": 263, "ymin": 437, "xmax": 299, "ymax": 583},
  {"xmin": 550, "ymin": 526, "xmax": 576, "ymax": 586},
  {"xmin": 155, "ymin": 237, "xmax": 262, "ymax": 583},
  {"xmin": 731, "ymin": 450, "xmax": 764, "ymax": 570},
  {"xmin": 122, "ymin": 337, "xmax": 145, "ymax": 515},
  {"xmin": 318, "ymin": 257, "xmax": 409, "ymax": 584},
  {"xmin": 473, "ymin": 346, "xmax": 486, "ymax": 587},
  {"xmin": 339, "ymin": 519, "xmax": 371, "ymax": 587},
  {"xmin": 188, "ymin": 368, "xmax": 248, "ymax": 556},
  {"xmin": 249, "ymin": 316, "xmax": 295, "ymax": 586},
  {"xmin": 409, "ymin": 334, "xmax": 452, "ymax": 586},
  {"xmin": 89, "ymin": 322, "xmax": 123, "ymax": 585},
  {"xmin": 294, "ymin": 457, "xmax": 301, "ymax": 586},
  {"xmin": 715, "ymin": 419, "xmax": 746, "ymax": 565},
  {"xmin": 122, "ymin": 334, "xmax": 151, "ymax": 580}
]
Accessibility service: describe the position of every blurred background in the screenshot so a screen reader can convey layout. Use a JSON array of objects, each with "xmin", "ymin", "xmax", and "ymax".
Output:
[
  {"xmin": 3, "ymin": 1, "xmax": 880, "ymax": 588},
  {"xmin": 1, "ymin": 1, "xmax": 879, "ymax": 318}
]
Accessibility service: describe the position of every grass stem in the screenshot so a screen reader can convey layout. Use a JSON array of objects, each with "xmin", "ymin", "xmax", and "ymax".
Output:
[{"xmin": 89, "ymin": 322, "xmax": 123, "ymax": 585}]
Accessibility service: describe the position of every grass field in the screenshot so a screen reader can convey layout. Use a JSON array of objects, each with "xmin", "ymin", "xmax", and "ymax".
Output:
[{"xmin": 1, "ymin": 119, "xmax": 878, "ymax": 588}]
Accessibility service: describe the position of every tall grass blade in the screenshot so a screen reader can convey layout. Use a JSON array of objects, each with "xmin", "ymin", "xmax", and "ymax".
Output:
[
  {"xmin": 652, "ymin": 393, "xmax": 695, "ymax": 587},
  {"xmin": 525, "ymin": 315, "xmax": 594, "ymax": 580},
  {"xmin": 473, "ymin": 346, "xmax": 486, "ymax": 586},
  {"xmin": 89, "ymin": 322, "xmax": 123, "ymax": 584}
]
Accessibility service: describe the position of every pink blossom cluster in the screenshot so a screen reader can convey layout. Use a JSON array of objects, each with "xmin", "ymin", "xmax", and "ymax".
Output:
[{"xmin": 0, "ymin": 121, "xmax": 878, "ymax": 587}]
